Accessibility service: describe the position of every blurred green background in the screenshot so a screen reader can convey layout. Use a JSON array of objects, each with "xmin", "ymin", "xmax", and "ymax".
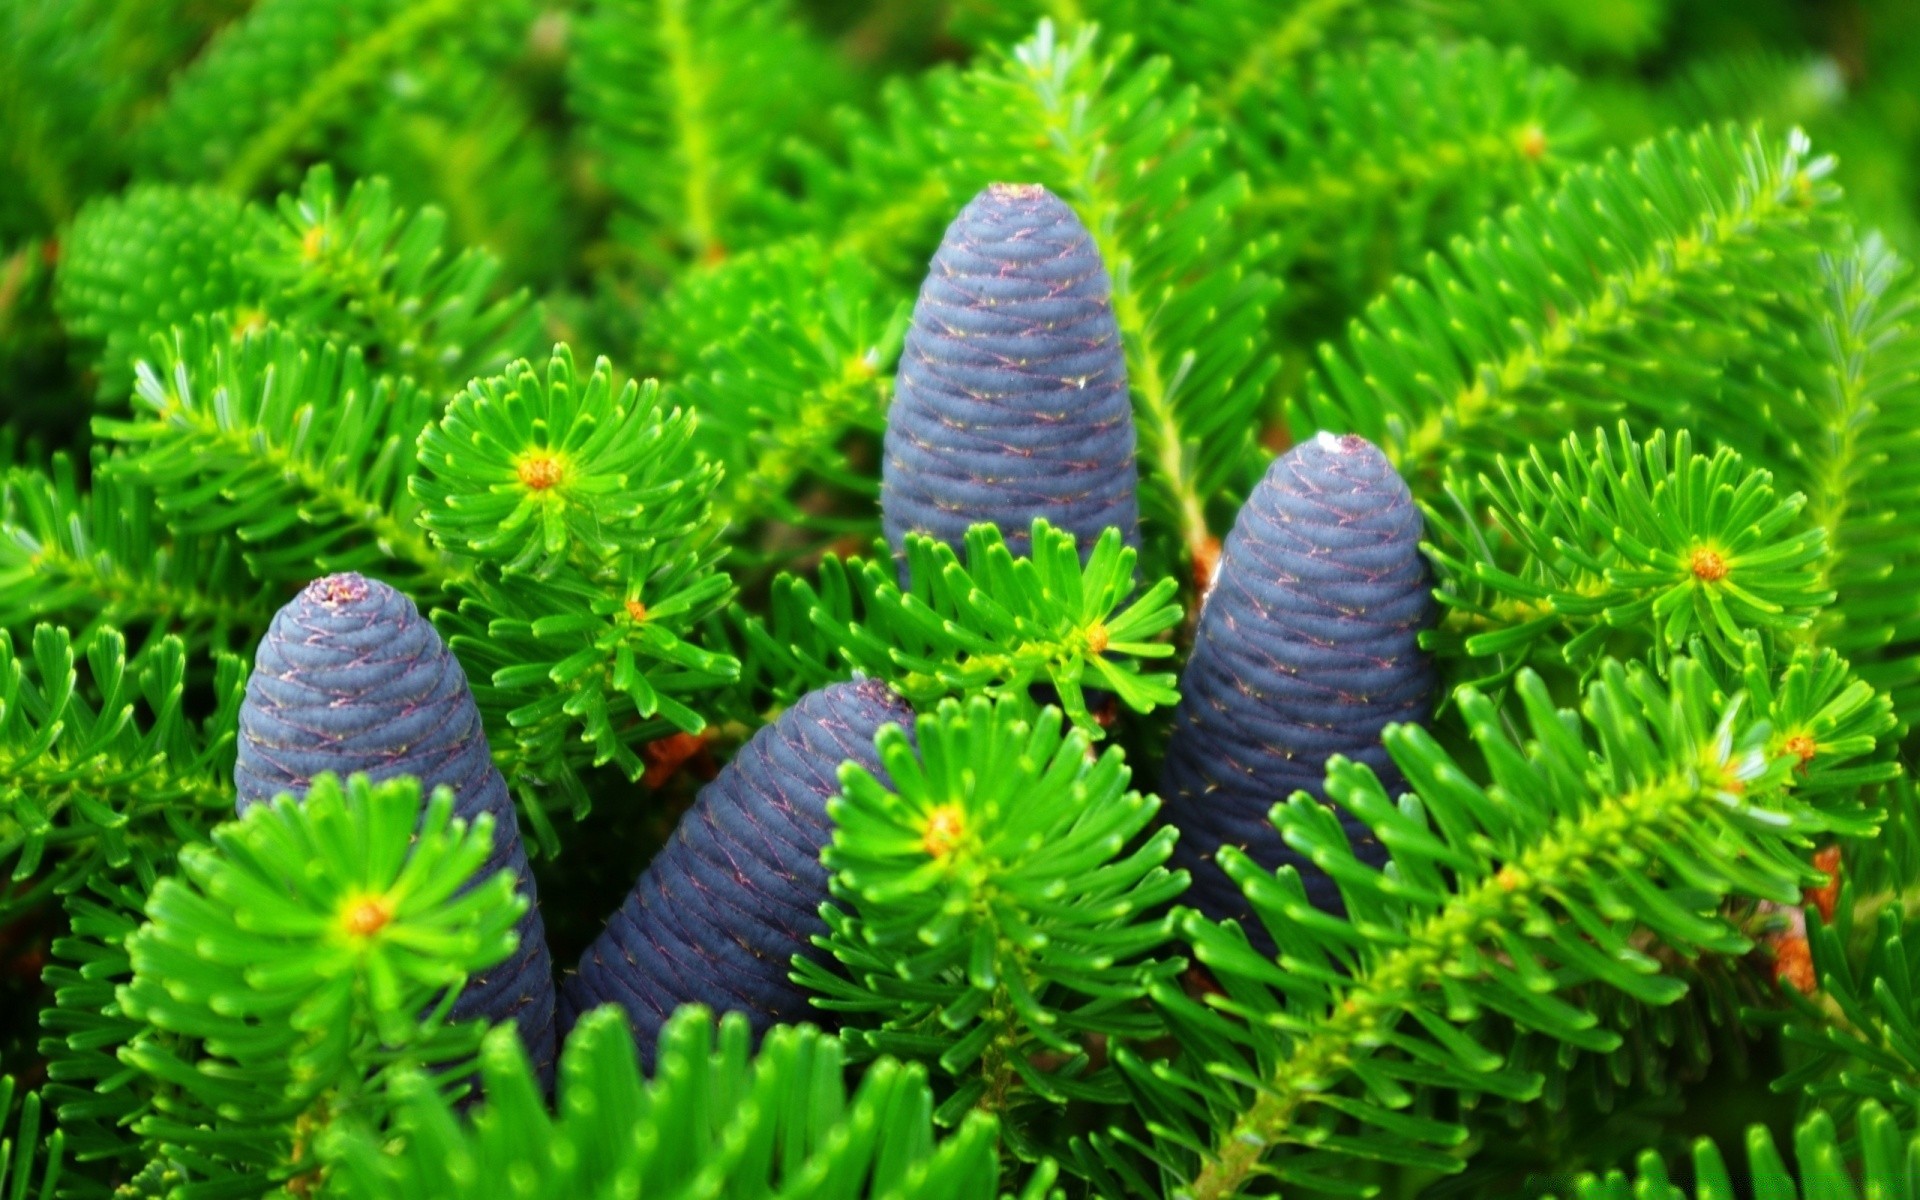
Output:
[{"xmin": 3, "ymin": 0, "xmax": 1916, "ymax": 420}]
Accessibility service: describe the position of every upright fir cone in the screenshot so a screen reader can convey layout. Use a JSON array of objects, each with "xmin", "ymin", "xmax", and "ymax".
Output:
[
  {"xmin": 881, "ymin": 182, "xmax": 1140, "ymax": 560},
  {"xmin": 235, "ymin": 573, "xmax": 557, "ymax": 1081},
  {"xmin": 560, "ymin": 680, "xmax": 913, "ymax": 1064},
  {"xmin": 1160, "ymin": 433, "xmax": 1435, "ymax": 932}
]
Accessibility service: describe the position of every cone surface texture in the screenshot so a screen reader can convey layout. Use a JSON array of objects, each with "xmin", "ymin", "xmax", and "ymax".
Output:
[
  {"xmin": 560, "ymin": 680, "xmax": 913, "ymax": 1062},
  {"xmin": 1160, "ymin": 433, "xmax": 1435, "ymax": 929},
  {"xmin": 235, "ymin": 572, "xmax": 557, "ymax": 1079},
  {"xmin": 881, "ymin": 182, "xmax": 1139, "ymax": 559}
]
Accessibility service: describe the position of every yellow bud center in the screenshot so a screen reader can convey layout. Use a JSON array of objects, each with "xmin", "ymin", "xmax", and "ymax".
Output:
[
  {"xmin": 922, "ymin": 804, "xmax": 966, "ymax": 859},
  {"xmin": 517, "ymin": 452, "xmax": 565, "ymax": 491},
  {"xmin": 1689, "ymin": 547, "xmax": 1728, "ymax": 583},
  {"xmin": 341, "ymin": 895, "xmax": 393, "ymax": 937}
]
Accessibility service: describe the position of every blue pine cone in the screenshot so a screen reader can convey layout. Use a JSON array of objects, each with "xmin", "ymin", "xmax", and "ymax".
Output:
[
  {"xmin": 235, "ymin": 573, "xmax": 557, "ymax": 1080},
  {"xmin": 1160, "ymin": 433, "xmax": 1435, "ymax": 929},
  {"xmin": 881, "ymin": 182, "xmax": 1140, "ymax": 560},
  {"xmin": 559, "ymin": 679, "xmax": 913, "ymax": 1063}
]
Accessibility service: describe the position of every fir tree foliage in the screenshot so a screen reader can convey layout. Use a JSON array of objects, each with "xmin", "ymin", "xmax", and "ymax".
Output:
[
  {"xmin": 10, "ymin": 1, "xmax": 1920, "ymax": 1197},
  {"xmin": 570, "ymin": 0, "xmax": 844, "ymax": 267},
  {"xmin": 803, "ymin": 697, "xmax": 1185, "ymax": 1149},
  {"xmin": 419, "ymin": 347, "xmax": 738, "ymax": 819},
  {"xmin": 101, "ymin": 319, "xmax": 447, "ymax": 591},
  {"xmin": 1300, "ymin": 125, "xmax": 1840, "ymax": 484},
  {"xmin": 0, "ymin": 454, "xmax": 273, "ymax": 653},
  {"xmin": 0, "ymin": 625, "xmax": 243, "ymax": 923},
  {"xmin": 53, "ymin": 185, "xmax": 258, "ymax": 397},
  {"xmin": 116, "ymin": 773, "xmax": 522, "ymax": 1196},
  {"xmin": 35, "ymin": 877, "xmax": 155, "ymax": 1189},
  {"xmin": 1243, "ymin": 39, "xmax": 1589, "ymax": 337},
  {"xmin": 654, "ymin": 238, "xmax": 907, "ymax": 542},
  {"xmin": 1424, "ymin": 425, "xmax": 1834, "ymax": 681},
  {"xmin": 1100, "ymin": 658, "xmax": 1882, "ymax": 1196},
  {"xmin": 327, "ymin": 1006, "xmax": 1043, "ymax": 1200},
  {"xmin": 0, "ymin": 1075, "xmax": 63, "ymax": 1200},
  {"xmin": 138, "ymin": 0, "xmax": 504, "ymax": 196},
  {"xmin": 758, "ymin": 521, "xmax": 1180, "ymax": 733},
  {"xmin": 250, "ymin": 165, "xmax": 542, "ymax": 400},
  {"xmin": 1548, "ymin": 1101, "xmax": 1918, "ymax": 1200},
  {"xmin": 55, "ymin": 164, "xmax": 540, "ymax": 402},
  {"xmin": 1777, "ymin": 237, "xmax": 1920, "ymax": 727}
]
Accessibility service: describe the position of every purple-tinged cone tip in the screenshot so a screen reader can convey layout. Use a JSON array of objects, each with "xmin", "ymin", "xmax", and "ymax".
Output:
[
  {"xmin": 881, "ymin": 183, "xmax": 1140, "ymax": 562},
  {"xmin": 1159, "ymin": 435, "xmax": 1435, "ymax": 940}
]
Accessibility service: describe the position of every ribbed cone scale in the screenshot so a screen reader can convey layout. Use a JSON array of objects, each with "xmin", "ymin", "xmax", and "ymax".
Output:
[
  {"xmin": 881, "ymin": 182, "xmax": 1140, "ymax": 559},
  {"xmin": 235, "ymin": 572, "xmax": 557, "ymax": 1082},
  {"xmin": 559, "ymin": 680, "xmax": 913, "ymax": 1065},
  {"xmin": 1159, "ymin": 433, "xmax": 1435, "ymax": 934}
]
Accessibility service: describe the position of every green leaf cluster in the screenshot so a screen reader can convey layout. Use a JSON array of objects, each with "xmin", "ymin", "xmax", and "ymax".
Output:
[
  {"xmin": 327, "ymin": 1006, "xmax": 1035, "ymax": 1200},
  {"xmin": 803, "ymin": 698, "xmax": 1184, "ymax": 1152},
  {"xmin": 745, "ymin": 522, "xmax": 1179, "ymax": 732}
]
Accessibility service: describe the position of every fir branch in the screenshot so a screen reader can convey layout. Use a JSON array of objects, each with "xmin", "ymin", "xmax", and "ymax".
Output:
[
  {"xmin": 53, "ymin": 184, "xmax": 262, "ymax": 397},
  {"xmin": 36, "ymin": 879, "xmax": 160, "ymax": 1191},
  {"xmin": 251, "ymin": 165, "xmax": 543, "ymax": 400},
  {"xmin": 1244, "ymin": 42, "xmax": 1578, "ymax": 226},
  {"xmin": 1422, "ymin": 425, "xmax": 1833, "ymax": 681},
  {"xmin": 1241, "ymin": 39, "xmax": 1587, "ymax": 344},
  {"xmin": 802, "ymin": 697, "xmax": 1185, "ymax": 1160},
  {"xmin": 770, "ymin": 521, "xmax": 1182, "ymax": 734},
  {"xmin": 1546, "ymin": 1101, "xmax": 1915, "ymax": 1198},
  {"xmin": 417, "ymin": 347, "xmax": 739, "ymax": 818},
  {"xmin": 0, "ymin": 625, "xmax": 243, "ymax": 923},
  {"xmin": 139, "ymin": 0, "xmax": 492, "ymax": 195},
  {"xmin": 117, "ymin": 774, "xmax": 521, "ymax": 1195},
  {"xmin": 218, "ymin": 0, "xmax": 469, "ymax": 197},
  {"xmin": 773, "ymin": 74, "xmax": 971, "ymax": 278},
  {"xmin": 56, "ymin": 168, "xmax": 540, "ymax": 404},
  {"xmin": 1300, "ymin": 125, "xmax": 1840, "ymax": 486},
  {"xmin": 99, "ymin": 317, "xmax": 456, "ymax": 592},
  {"xmin": 656, "ymin": 238, "xmax": 907, "ymax": 542},
  {"xmin": 344, "ymin": 55, "xmax": 575, "ymax": 287},
  {"xmin": 1756, "ymin": 899, "xmax": 1920, "ymax": 1130},
  {"xmin": 1778, "ymin": 237, "xmax": 1920, "ymax": 727},
  {"xmin": 0, "ymin": 1074, "xmax": 63, "ymax": 1200},
  {"xmin": 1099, "ymin": 658, "xmax": 1870, "ymax": 1197},
  {"xmin": 1224, "ymin": 0, "xmax": 1363, "ymax": 105},
  {"xmin": 570, "ymin": 0, "xmax": 846, "ymax": 266},
  {"xmin": 1133, "ymin": 0, "xmax": 1435, "ymax": 96},
  {"xmin": 0, "ymin": 456, "xmax": 274, "ymax": 652},
  {"xmin": 416, "ymin": 346, "xmax": 716, "ymax": 579},
  {"xmin": 324, "ymin": 1006, "xmax": 1036, "ymax": 1199}
]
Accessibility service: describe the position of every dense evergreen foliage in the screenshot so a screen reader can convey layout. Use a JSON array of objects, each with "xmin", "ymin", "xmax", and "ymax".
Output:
[{"xmin": 4, "ymin": 0, "xmax": 1920, "ymax": 1196}]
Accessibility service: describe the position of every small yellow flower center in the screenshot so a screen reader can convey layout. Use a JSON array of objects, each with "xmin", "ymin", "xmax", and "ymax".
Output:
[
  {"xmin": 922, "ymin": 804, "xmax": 966, "ymax": 859},
  {"xmin": 1517, "ymin": 124, "xmax": 1547, "ymax": 161},
  {"xmin": 1689, "ymin": 547, "xmax": 1729, "ymax": 583},
  {"xmin": 1784, "ymin": 733, "xmax": 1818, "ymax": 765},
  {"xmin": 517, "ymin": 452, "xmax": 565, "ymax": 491},
  {"xmin": 301, "ymin": 224, "xmax": 329, "ymax": 262},
  {"xmin": 625, "ymin": 598, "xmax": 649, "ymax": 622},
  {"xmin": 1085, "ymin": 622, "xmax": 1110, "ymax": 654},
  {"xmin": 341, "ymin": 895, "xmax": 393, "ymax": 937}
]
